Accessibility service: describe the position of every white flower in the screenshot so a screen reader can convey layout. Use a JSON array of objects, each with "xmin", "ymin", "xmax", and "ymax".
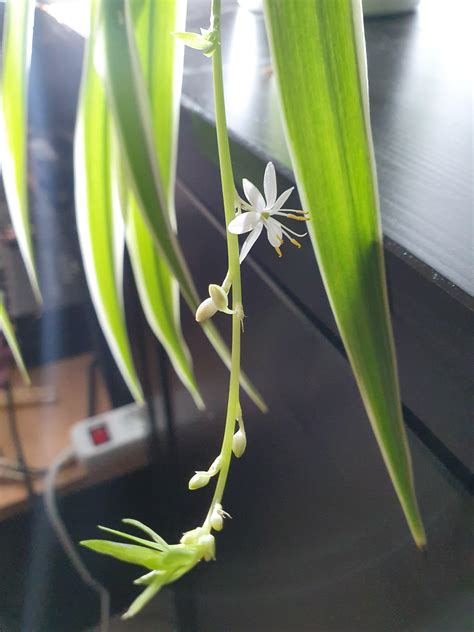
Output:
[{"xmin": 228, "ymin": 162, "xmax": 309, "ymax": 263}]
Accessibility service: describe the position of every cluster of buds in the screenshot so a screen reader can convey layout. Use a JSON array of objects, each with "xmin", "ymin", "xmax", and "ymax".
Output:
[
  {"xmin": 195, "ymin": 282, "xmax": 233, "ymax": 323},
  {"xmin": 180, "ymin": 527, "xmax": 216, "ymax": 561},
  {"xmin": 188, "ymin": 454, "xmax": 222, "ymax": 490}
]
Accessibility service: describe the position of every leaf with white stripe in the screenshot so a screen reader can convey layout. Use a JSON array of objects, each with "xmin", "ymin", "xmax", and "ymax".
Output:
[
  {"xmin": 0, "ymin": 294, "xmax": 29, "ymax": 385},
  {"xmin": 263, "ymin": 0, "xmax": 425, "ymax": 547},
  {"xmin": 0, "ymin": 0, "xmax": 41, "ymax": 303},
  {"xmin": 74, "ymin": 6, "xmax": 143, "ymax": 403},
  {"xmin": 125, "ymin": 0, "xmax": 203, "ymax": 409},
  {"xmin": 99, "ymin": 0, "xmax": 266, "ymax": 412}
]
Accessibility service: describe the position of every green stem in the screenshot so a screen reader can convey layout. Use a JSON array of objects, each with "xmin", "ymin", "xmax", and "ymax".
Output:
[{"xmin": 203, "ymin": 0, "xmax": 242, "ymax": 526}]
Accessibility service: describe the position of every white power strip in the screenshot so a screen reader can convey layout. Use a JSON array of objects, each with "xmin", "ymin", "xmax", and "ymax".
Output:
[{"xmin": 70, "ymin": 402, "xmax": 150, "ymax": 470}]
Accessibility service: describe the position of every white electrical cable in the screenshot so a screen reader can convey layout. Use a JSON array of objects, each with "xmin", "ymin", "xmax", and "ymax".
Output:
[{"xmin": 43, "ymin": 446, "xmax": 110, "ymax": 632}]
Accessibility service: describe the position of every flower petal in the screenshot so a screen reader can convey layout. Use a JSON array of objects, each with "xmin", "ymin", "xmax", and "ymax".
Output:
[
  {"xmin": 271, "ymin": 187, "xmax": 294, "ymax": 213},
  {"xmin": 265, "ymin": 217, "xmax": 283, "ymax": 247},
  {"xmin": 228, "ymin": 211, "xmax": 261, "ymax": 234},
  {"xmin": 239, "ymin": 222, "xmax": 263, "ymax": 263},
  {"xmin": 263, "ymin": 162, "xmax": 277, "ymax": 208},
  {"xmin": 243, "ymin": 179, "xmax": 265, "ymax": 211}
]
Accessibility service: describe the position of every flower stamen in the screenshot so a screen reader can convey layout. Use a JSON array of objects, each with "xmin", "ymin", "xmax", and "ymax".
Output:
[
  {"xmin": 286, "ymin": 213, "xmax": 308, "ymax": 221},
  {"xmin": 280, "ymin": 224, "xmax": 307, "ymax": 240},
  {"xmin": 227, "ymin": 162, "xmax": 311, "ymax": 262}
]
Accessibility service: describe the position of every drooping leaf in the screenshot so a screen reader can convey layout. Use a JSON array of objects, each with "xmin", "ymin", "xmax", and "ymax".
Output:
[
  {"xmin": 98, "ymin": 0, "xmax": 196, "ymax": 306},
  {"xmin": 263, "ymin": 0, "xmax": 426, "ymax": 547},
  {"xmin": 81, "ymin": 540, "xmax": 162, "ymax": 570},
  {"xmin": 0, "ymin": 0, "xmax": 41, "ymax": 303},
  {"xmin": 126, "ymin": 202, "xmax": 206, "ymax": 409},
  {"xmin": 98, "ymin": 0, "xmax": 266, "ymax": 412},
  {"xmin": 109, "ymin": 125, "xmax": 126, "ymax": 302},
  {"xmin": 131, "ymin": 0, "xmax": 184, "ymax": 212},
  {"xmin": 0, "ymin": 294, "xmax": 30, "ymax": 385},
  {"xmin": 125, "ymin": 0, "xmax": 204, "ymax": 410},
  {"xmin": 74, "ymin": 4, "xmax": 143, "ymax": 403}
]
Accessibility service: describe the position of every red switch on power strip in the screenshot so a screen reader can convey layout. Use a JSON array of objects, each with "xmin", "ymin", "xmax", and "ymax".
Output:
[{"xmin": 89, "ymin": 423, "xmax": 110, "ymax": 446}]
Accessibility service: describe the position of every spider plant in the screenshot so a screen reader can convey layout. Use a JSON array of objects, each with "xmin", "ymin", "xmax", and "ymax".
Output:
[{"xmin": 0, "ymin": 0, "xmax": 425, "ymax": 620}]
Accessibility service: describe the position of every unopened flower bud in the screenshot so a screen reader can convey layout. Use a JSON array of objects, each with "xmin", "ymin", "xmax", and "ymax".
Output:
[
  {"xmin": 210, "ymin": 512, "xmax": 223, "ymax": 531},
  {"xmin": 188, "ymin": 472, "xmax": 210, "ymax": 490},
  {"xmin": 180, "ymin": 526, "xmax": 205, "ymax": 545},
  {"xmin": 208, "ymin": 455, "xmax": 222, "ymax": 475},
  {"xmin": 198, "ymin": 533, "xmax": 216, "ymax": 561},
  {"xmin": 210, "ymin": 503, "xmax": 223, "ymax": 531},
  {"xmin": 195, "ymin": 297, "xmax": 218, "ymax": 322},
  {"xmin": 232, "ymin": 429, "xmax": 247, "ymax": 458},
  {"xmin": 208, "ymin": 284, "xmax": 228, "ymax": 311}
]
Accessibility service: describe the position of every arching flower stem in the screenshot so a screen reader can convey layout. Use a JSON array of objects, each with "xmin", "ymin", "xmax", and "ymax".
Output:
[{"xmin": 202, "ymin": 0, "xmax": 243, "ymax": 530}]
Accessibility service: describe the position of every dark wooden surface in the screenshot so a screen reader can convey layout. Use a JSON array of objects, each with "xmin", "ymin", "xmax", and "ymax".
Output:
[
  {"xmin": 179, "ymin": 0, "xmax": 473, "ymax": 473},
  {"xmin": 183, "ymin": 0, "xmax": 473, "ymax": 299},
  {"xmin": 178, "ymin": 119, "xmax": 473, "ymax": 478}
]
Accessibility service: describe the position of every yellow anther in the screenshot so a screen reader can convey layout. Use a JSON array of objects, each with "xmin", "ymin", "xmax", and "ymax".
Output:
[
  {"xmin": 290, "ymin": 238, "xmax": 302, "ymax": 248},
  {"xmin": 287, "ymin": 214, "xmax": 308, "ymax": 221},
  {"xmin": 275, "ymin": 246, "xmax": 283, "ymax": 258}
]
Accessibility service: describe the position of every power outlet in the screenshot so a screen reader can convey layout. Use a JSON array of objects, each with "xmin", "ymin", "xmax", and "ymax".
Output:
[{"xmin": 70, "ymin": 403, "xmax": 150, "ymax": 470}]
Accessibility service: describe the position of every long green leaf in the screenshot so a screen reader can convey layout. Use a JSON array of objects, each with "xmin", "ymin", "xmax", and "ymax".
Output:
[
  {"xmin": 126, "ymin": 201, "xmax": 205, "ymax": 409},
  {"xmin": 0, "ymin": 294, "xmax": 29, "ymax": 385},
  {"xmin": 74, "ymin": 6, "xmax": 143, "ymax": 403},
  {"xmin": 81, "ymin": 540, "xmax": 162, "ymax": 570},
  {"xmin": 98, "ymin": 0, "xmax": 266, "ymax": 412},
  {"xmin": 109, "ymin": 126, "xmax": 126, "ymax": 302},
  {"xmin": 99, "ymin": 0, "xmax": 196, "ymax": 306},
  {"xmin": 126, "ymin": 0, "xmax": 204, "ymax": 410},
  {"xmin": 263, "ymin": 0, "xmax": 425, "ymax": 547},
  {"xmin": 0, "ymin": 0, "xmax": 41, "ymax": 303}
]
